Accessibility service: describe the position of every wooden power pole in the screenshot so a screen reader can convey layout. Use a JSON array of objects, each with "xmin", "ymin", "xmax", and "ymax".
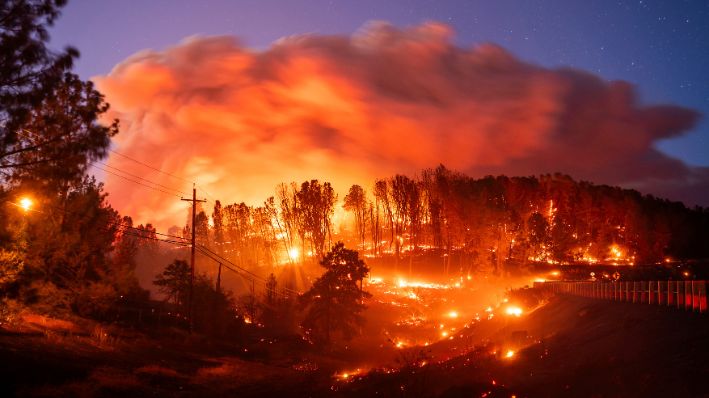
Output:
[{"xmin": 181, "ymin": 184, "xmax": 206, "ymax": 332}]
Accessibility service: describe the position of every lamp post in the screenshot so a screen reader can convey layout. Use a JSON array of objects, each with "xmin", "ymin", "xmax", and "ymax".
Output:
[{"xmin": 18, "ymin": 197, "xmax": 33, "ymax": 212}]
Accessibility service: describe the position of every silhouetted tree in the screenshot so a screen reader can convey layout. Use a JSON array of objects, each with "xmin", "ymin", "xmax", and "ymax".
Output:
[
  {"xmin": 343, "ymin": 184, "xmax": 367, "ymax": 248},
  {"xmin": 1, "ymin": 0, "xmax": 77, "ymax": 149},
  {"xmin": 300, "ymin": 242, "xmax": 370, "ymax": 347},
  {"xmin": 153, "ymin": 259, "xmax": 190, "ymax": 306},
  {"xmin": 296, "ymin": 180, "xmax": 336, "ymax": 258}
]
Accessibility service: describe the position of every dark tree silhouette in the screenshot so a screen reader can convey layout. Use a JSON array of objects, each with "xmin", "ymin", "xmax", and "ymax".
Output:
[
  {"xmin": 300, "ymin": 242, "xmax": 370, "ymax": 347},
  {"xmin": 1, "ymin": 1, "xmax": 118, "ymax": 188},
  {"xmin": 154, "ymin": 259, "xmax": 190, "ymax": 306},
  {"xmin": 1, "ymin": 0, "xmax": 76, "ymax": 144}
]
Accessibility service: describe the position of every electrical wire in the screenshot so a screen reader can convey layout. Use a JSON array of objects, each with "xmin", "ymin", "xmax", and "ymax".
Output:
[
  {"xmin": 91, "ymin": 164, "xmax": 182, "ymax": 198},
  {"xmin": 108, "ymin": 148, "xmax": 194, "ymax": 184},
  {"xmin": 93, "ymin": 161, "xmax": 188, "ymax": 196}
]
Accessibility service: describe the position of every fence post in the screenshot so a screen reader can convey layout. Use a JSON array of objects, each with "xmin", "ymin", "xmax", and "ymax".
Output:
[
  {"xmin": 639, "ymin": 281, "xmax": 646, "ymax": 303},
  {"xmin": 677, "ymin": 281, "xmax": 684, "ymax": 310},
  {"xmin": 697, "ymin": 281, "xmax": 707, "ymax": 313},
  {"xmin": 667, "ymin": 280, "xmax": 674, "ymax": 307},
  {"xmin": 632, "ymin": 282, "xmax": 637, "ymax": 303}
]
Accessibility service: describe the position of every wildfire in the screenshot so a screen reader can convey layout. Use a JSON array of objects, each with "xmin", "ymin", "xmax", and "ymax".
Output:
[
  {"xmin": 610, "ymin": 245, "xmax": 622, "ymax": 259},
  {"xmin": 504, "ymin": 306, "xmax": 523, "ymax": 317},
  {"xmin": 397, "ymin": 278, "xmax": 449, "ymax": 289},
  {"xmin": 335, "ymin": 368, "xmax": 363, "ymax": 381},
  {"xmin": 447, "ymin": 310, "xmax": 459, "ymax": 319},
  {"xmin": 505, "ymin": 349, "xmax": 515, "ymax": 359}
]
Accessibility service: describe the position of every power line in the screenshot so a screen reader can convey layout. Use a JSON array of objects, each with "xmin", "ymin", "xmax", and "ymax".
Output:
[
  {"xmin": 93, "ymin": 161, "xmax": 188, "ymax": 196},
  {"xmin": 13, "ymin": 130, "xmax": 210, "ymax": 203},
  {"xmin": 91, "ymin": 164, "xmax": 182, "ymax": 198},
  {"xmin": 197, "ymin": 186, "xmax": 218, "ymax": 203},
  {"xmin": 195, "ymin": 244, "xmax": 300, "ymax": 296},
  {"xmin": 107, "ymin": 148, "xmax": 217, "ymax": 206},
  {"xmin": 5, "ymin": 197, "xmax": 298, "ymax": 298},
  {"xmin": 108, "ymin": 148, "xmax": 194, "ymax": 184}
]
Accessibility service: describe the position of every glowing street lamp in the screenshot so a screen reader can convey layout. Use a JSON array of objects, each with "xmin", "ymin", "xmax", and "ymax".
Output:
[{"xmin": 19, "ymin": 197, "xmax": 33, "ymax": 212}]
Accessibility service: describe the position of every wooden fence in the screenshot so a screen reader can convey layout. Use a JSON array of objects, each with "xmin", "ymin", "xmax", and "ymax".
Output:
[{"xmin": 534, "ymin": 280, "xmax": 707, "ymax": 313}]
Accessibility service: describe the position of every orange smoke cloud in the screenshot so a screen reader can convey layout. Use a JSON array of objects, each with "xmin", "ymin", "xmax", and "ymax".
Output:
[{"xmin": 95, "ymin": 21, "xmax": 704, "ymax": 229}]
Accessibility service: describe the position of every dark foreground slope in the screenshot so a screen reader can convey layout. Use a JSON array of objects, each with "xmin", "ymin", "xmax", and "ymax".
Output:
[
  {"xmin": 338, "ymin": 294, "xmax": 709, "ymax": 398},
  {"xmin": 2, "ymin": 295, "xmax": 708, "ymax": 398},
  {"xmin": 493, "ymin": 296, "xmax": 709, "ymax": 397}
]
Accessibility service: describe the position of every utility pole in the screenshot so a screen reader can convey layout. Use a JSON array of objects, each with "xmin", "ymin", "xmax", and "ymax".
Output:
[
  {"xmin": 216, "ymin": 262, "xmax": 222, "ymax": 294},
  {"xmin": 181, "ymin": 184, "xmax": 206, "ymax": 332}
]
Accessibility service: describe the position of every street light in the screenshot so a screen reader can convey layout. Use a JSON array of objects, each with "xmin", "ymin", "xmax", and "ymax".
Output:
[{"xmin": 19, "ymin": 197, "xmax": 33, "ymax": 212}]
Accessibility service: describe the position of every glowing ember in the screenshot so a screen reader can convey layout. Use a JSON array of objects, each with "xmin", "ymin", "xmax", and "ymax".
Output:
[
  {"xmin": 505, "ymin": 306, "xmax": 523, "ymax": 317},
  {"xmin": 397, "ymin": 278, "xmax": 448, "ymax": 289},
  {"xmin": 335, "ymin": 368, "xmax": 362, "ymax": 381},
  {"xmin": 505, "ymin": 349, "xmax": 515, "ymax": 358}
]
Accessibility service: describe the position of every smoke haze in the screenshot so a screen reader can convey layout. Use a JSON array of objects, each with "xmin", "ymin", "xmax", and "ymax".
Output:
[{"xmin": 95, "ymin": 22, "xmax": 706, "ymax": 229}]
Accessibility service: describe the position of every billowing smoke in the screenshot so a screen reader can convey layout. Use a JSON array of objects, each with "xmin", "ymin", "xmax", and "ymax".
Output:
[{"xmin": 95, "ymin": 21, "xmax": 705, "ymax": 230}]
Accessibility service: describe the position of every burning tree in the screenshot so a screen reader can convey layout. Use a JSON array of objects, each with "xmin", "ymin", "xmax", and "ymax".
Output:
[
  {"xmin": 343, "ymin": 184, "xmax": 367, "ymax": 249},
  {"xmin": 300, "ymin": 242, "xmax": 370, "ymax": 347},
  {"xmin": 296, "ymin": 180, "xmax": 336, "ymax": 258}
]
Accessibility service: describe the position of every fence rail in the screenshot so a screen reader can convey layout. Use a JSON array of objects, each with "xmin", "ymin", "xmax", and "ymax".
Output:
[{"xmin": 534, "ymin": 280, "xmax": 707, "ymax": 313}]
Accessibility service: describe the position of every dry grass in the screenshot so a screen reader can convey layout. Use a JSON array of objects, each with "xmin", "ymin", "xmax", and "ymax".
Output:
[{"xmin": 89, "ymin": 325, "xmax": 119, "ymax": 348}]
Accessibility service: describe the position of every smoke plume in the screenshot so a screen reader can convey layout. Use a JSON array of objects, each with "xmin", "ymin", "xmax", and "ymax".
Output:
[{"xmin": 95, "ymin": 22, "xmax": 706, "ymax": 229}]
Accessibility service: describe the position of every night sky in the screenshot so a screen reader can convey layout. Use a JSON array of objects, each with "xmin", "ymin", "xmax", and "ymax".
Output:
[{"xmin": 50, "ymin": 0, "xmax": 708, "ymax": 166}]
